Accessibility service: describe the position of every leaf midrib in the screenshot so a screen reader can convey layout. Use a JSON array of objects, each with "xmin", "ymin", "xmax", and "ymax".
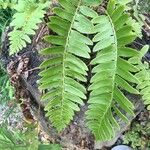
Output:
[
  {"xmin": 60, "ymin": 0, "xmax": 82, "ymax": 125},
  {"xmin": 97, "ymin": 11, "xmax": 118, "ymax": 138}
]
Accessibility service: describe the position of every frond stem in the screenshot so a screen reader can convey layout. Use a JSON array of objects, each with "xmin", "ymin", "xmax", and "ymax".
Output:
[
  {"xmin": 97, "ymin": 11, "xmax": 118, "ymax": 137},
  {"xmin": 60, "ymin": 0, "xmax": 82, "ymax": 124}
]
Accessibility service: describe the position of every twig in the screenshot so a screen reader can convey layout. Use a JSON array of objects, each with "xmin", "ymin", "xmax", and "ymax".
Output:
[{"xmin": 27, "ymin": 67, "xmax": 40, "ymax": 72}]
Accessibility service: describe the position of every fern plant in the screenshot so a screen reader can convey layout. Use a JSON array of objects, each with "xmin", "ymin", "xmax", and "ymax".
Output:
[
  {"xmin": 3, "ymin": 0, "xmax": 50, "ymax": 55},
  {"xmin": 0, "ymin": 0, "xmax": 50, "ymax": 55},
  {"xmin": 82, "ymin": 0, "xmax": 104, "ymax": 6},
  {"xmin": 0, "ymin": 0, "xmax": 17, "ymax": 9},
  {"xmin": 39, "ymin": 0, "xmax": 150, "ymax": 141},
  {"xmin": 129, "ymin": 45, "xmax": 150, "ymax": 110},
  {"xmin": 39, "ymin": 0, "xmax": 96, "ymax": 131},
  {"xmin": 0, "ymin": 123, "xmax": 60, "ymax": 150},
  {"xmin": 85, "ymin": 0, "xmax": 142, "ymax": 141},
  {"xmin": 136, "ymin": 63, "xmax": 150, "ymax": 110},
  {"xmin": 1, "ymin": 0, "xmax": 149, "ymax": 142},
  {"xmin": 40, "ymin": 0, "xmax": 143, "ymax": 141},
  {"xmin": 38, "ymin": 0, "xmax": 150, "ymax": 141},
  {"xmin": 8, "ymin": 0, "xmax": 50, "ymax": 55}
]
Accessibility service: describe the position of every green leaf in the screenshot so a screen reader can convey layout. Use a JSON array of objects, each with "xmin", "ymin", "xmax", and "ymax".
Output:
[
  {"xmin": 116, "ymin": 0, "xmax": 132, "ymax": 5},
  {"xmin": 87, "ymin": 0, "xmax": 139, "ymax": 141},
  {"xmin": 38, "ymin": 144, "xmax": 61, "ymax": 150},
  {"xmin": 80, "ymin": 6, "xmax": 98, "ymax": 18},
  {"xmin": 38, "ymin": 0, "xmax": 144, "ymax": 142},
  {"xmin": 9, "ymin": 0, "xmax": 50, "ymax": 55},
  {"xmin": 82, "ymin": 0, "xmax": 103, "ymax": 6},
  {"xmin": 39, "ymin": 0, "xmax": 93, "ymax": 131}
]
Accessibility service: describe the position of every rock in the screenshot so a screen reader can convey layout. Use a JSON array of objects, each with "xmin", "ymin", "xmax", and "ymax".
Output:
[{"xmin": 111, "ymin": 145, "xmax": 132, "ymax": 150}]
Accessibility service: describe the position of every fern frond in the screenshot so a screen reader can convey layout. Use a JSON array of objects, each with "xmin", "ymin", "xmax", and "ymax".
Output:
[
  {"xmin": 39, "ymin": 0, "xmax": 96, "ymax": 131},
  {"xmin": 137, "ymin": 64, "xmax": 150, "ymax": 110},
  {"xmin": 82, "ymin": 0, "xmax": 104, "ymax": 6},
  {"xmin": 126, "ymin": 16, "xmax": 142, "ymax": 38},
  {"xmin": 129, "ymin": 45, "xmax": 150, "ymax": 110},
  {"xmin": 0, "ymin": 0, "xmax": 17, "ymax": 9},
  {"xmin": 8, "ymin": 0, "xmax": 50, "ymax": 55},
  {"xmin": 116, "ymin": 0, "xmax": 132, "ymax": 5},
  {"xmin": 86, "ymin": 0, "xmax": 141, "ymax": 141}
]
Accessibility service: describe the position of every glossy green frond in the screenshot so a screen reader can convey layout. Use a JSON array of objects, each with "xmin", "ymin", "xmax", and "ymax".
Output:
[
  {"xmin": 136, "ymin": 63, "xmax": 150, "ymax": 110},
  {"xmin": 82, "ymin": 0, "xmax": 104, "ymax": 6},
  {"xmin": 8, "ymin": 0, "xmax": 50, "ymax": 55},
  {"xmin": 86, "ymin": 0, "xmax": 141, "ymax": 141},
  {"xmin": 0, "ymin": 0, "xmax": 17, "ymax": 9},
  {"xmin": 116, "ymin": 0, "xmax": 132, "ymax": 5},
  {"xmin": 130, "ymin": 45, "xmax": 150, "ymax": 110},
  {"xmin": 38, "ymin": 0, "xmax": 148, "ymax": 142},
  {"xmin": 126, "ymin": 16, "xmax": 142, "ymax": 38},
  {"xmin": 39, "ymin": 0, "xmax": 95, "ymax": 131}
]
